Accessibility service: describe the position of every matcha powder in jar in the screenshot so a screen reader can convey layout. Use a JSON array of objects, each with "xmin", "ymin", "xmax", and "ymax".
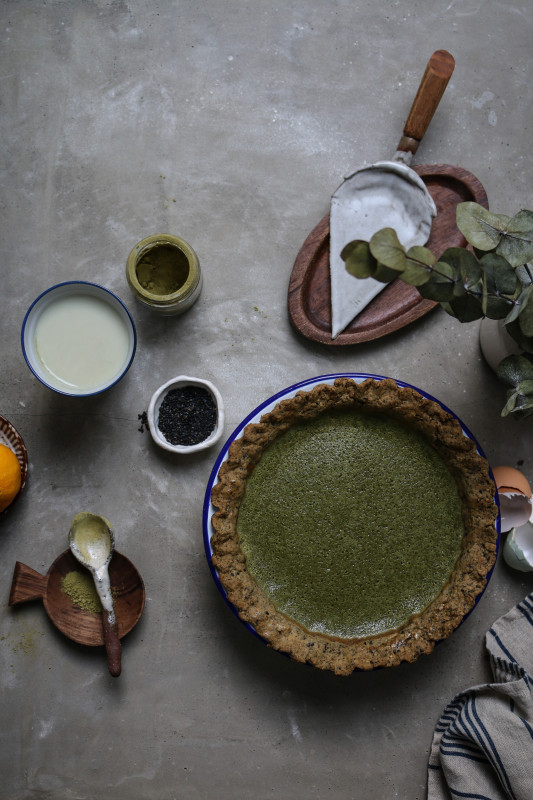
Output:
[{"xmin": 126, "ymin": 233, "xmax": 202, "ymax": 316}]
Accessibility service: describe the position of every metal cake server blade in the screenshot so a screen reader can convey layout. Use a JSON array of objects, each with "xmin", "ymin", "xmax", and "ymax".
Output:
[{"xmin": 330, "ymin": 50, "xmax": 454, "ymax": 339}]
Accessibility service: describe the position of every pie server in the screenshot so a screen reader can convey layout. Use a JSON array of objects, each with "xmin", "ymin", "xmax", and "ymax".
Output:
[{"xmin": 330, "ymin": 50, "xmax": 455, "ymax": 339}]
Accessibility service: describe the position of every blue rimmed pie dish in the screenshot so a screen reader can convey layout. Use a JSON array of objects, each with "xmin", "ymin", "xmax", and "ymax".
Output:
[{"xmin": 203, "ymin": 374, "xmax": 500, "ymax": 674}]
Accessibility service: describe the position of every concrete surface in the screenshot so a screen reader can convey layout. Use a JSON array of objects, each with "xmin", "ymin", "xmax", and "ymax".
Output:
[{"xmin": 1, "ymin": 2, "xmax": 532, "ymax": 798}]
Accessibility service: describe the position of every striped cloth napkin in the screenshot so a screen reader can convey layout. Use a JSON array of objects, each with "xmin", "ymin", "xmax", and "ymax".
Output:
[{"xmin": 427, "ymin": 593, "xmax": 533, "ymax": 800}]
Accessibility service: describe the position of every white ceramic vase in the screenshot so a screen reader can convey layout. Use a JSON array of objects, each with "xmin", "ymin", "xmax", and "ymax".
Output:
[{"xmin": 479, "ymin": 318, "xmax": 523, "ymax": 373}]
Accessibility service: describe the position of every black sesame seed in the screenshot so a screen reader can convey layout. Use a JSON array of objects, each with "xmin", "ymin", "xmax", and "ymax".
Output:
[
  {"xmin": 138, "ymin": 411, "xmax": 149, "ymax": 432},
  {"xmin": 157, "ymin": 386, "xmax": 217, "ymax": 446}
]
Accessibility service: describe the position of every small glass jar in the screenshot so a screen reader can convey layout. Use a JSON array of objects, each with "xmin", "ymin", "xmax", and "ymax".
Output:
[{"xmin": 126, "ymin": 234, "xmax": 202, "ymax": 316}]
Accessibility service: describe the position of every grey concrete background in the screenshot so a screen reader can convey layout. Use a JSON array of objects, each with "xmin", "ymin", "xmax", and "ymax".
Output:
[{"xmin": 1, "ymin": 1, "xmax": 532, "ymax": 798}]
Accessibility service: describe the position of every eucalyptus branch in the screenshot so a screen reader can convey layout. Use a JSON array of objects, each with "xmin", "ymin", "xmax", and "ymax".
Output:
[{"xmin": 341, "ymin": 201, "xmax": 533, "ymax": 418}]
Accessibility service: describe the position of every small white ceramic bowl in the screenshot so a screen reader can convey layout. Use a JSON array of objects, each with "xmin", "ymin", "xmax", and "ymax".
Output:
[
  {"xmin": 147, "ymin": 376, "xmax": 224, "ymax": 454},
  {"xmin": 21, "ymin": 281, "xmax": 137, "ymax": 397}
]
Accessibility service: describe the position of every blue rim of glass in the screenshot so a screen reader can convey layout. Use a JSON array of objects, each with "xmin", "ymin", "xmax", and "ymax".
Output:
[
  {"xmin": 21, "ymin": 280, "xmax": 137, "ymax": 397},
  {"xmin": 202, "ymin": 372, "xmax": 501, "ymax": 652}
]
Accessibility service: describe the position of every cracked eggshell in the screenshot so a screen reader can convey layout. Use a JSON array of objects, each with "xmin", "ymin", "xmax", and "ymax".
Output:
[
  {"xmin": 492, "ymin": 465, "xmax": 532, "ymax": 497},
  {"xmin": 503, "ymin": 523, "xmax": 533, "ymax": 572},
  {"xmin": 492, "ymin": 465, "xmax": 532, "ymax": 533},
  {"xmin": 498, "ymin": 492, "xmax": 532, "ymax": 533}
]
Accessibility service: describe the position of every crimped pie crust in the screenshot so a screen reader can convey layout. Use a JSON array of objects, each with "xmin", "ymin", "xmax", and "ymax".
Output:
[{"xmin": 210, "ymin": 377, "xmax": 498, "ymax": 675}]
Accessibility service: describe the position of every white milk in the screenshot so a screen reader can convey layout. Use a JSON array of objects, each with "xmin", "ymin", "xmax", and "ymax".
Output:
[{"xmin": 34, "ymin": 294, "xmax": 131, "ymax": 392}]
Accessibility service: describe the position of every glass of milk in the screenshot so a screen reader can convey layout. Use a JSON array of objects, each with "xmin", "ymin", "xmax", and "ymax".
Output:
[{"xmin": 21, "ymin": 282, "xmax": 137, "ymax": 396}]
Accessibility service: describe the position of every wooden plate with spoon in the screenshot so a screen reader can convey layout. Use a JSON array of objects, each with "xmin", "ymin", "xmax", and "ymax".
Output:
[{"xmin": 9, "ymin": 549, "xmax": 145, "ymax": 646}]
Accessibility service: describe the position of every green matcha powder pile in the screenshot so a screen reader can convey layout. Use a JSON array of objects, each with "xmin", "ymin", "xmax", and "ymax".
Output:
[{"xmin": 61, "ymin": 570, "xmax": 102, "ymax": 614}]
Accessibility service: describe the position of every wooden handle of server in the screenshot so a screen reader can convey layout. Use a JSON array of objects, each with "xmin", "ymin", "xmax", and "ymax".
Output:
[{"xmin": 396, "ymin": 50, "xmax": 455, "ymax": 155}]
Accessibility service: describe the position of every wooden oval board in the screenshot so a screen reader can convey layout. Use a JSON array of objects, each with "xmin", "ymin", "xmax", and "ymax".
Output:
[{"xmin": 288, "ymin": 164, "xmax": 488, "ymax": 346}]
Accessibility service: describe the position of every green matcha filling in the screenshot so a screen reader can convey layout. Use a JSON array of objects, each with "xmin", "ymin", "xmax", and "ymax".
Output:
[{"xmin": 237, "ymin": 409, "xmax": 464, "ymax": 639}]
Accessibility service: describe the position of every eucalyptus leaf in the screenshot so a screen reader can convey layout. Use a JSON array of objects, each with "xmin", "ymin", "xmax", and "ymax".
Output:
[
  {"xmin": 505, "ymin": 320, "xmax": 533, "ymax": 355},
  {"xmin": 499, "ymin": 388, "xmax": 533, "ymax": 418},
  {"xmin": 343, "ymin": 240, "xmax": 378, "ymax": 279},
  {"xmin": 461, "ymin": 253, "xmax": 484, "ymax": 292},
  {"xmin": 495, "ymin": 210, "xmax": 533, "ymax": 268},
  {"xmin": 341, "ymin": 239, "xmax": 365, "ymax": 261},
  {"xmin": 516, "ymin": 379, "xmax": 533, "ymax": 400},
  {"xmin": 500, "ymin": 380, "xmax": 533, "ymax": 418},
  {"xmin": 400, "ymin": 246, "xmax": 435, "ymax": 286},
  {"xmin": 482, "ymin": 293, "xmax": 514, "ymax": 320},
  {"xmin": 505, "ymin": 285, "xmax": 533, "ymax": 325},
  {"xmin": 373, "ymin": 262, "xmax": 400, "ymax": 283},
  {"xmin": 417, "ymin": 261, "xmax": 456, "ymax": 302},
  {"xmin": 516, "ymin": 263, "xmax": 533, "ymax": 288},
  {"xmin": 500, "ymin": 391, "xmax": 518, "ymax": 417},
  {"xmin": 479, "ymin": 253, "xmax": 519, "ymax": 292},
  {"xmin": 496, "ymin": 354, "xmax": 533, "ymax": 387},
  {"xmin": 518, "ymin": 298, "xmax": 533, "ymax": 338},
  {"xmin": 456, "ymin": 202, "xmax": 511, "ymax": 251},
  {"xmin": 501, "ymin": 390, "xmax": 533, "ymax": 418},
  {"xmin": 368, "ymin": 228, "xmax": 406, "ymax": 272},
  {"xmin": 445, "ymin": 292, "xmax": 484, "ymax": 322},
  {"xmin": 439, "ymin": 247, "xmax": 481, "ymax": 297},
  {"xmin": 407, "ymin": 246, "xmax": 436, "ymax": 267},
  {"xmin": 480, "ymin": 253, "xmax": 519, "ymax": 318},
  {"xmin": 495, "ymin": 355, "xmax": 533, "ymax": 418}
]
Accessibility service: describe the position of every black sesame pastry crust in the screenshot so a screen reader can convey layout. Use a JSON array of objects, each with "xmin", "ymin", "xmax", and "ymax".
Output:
[{"xmin": 210, "ymin": 378, "xmax": 498, "ymax": 675}]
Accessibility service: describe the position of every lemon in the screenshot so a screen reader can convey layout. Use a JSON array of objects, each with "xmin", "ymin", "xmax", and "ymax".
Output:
[{"xmin": 0, "ymin": 443, "xmax": 22, "ymax": 512}]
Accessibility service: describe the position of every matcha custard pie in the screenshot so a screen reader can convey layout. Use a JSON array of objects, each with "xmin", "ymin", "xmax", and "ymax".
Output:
[{"xmin": 207, "ymin": 375, "xmax": 499, "ymax": 675}]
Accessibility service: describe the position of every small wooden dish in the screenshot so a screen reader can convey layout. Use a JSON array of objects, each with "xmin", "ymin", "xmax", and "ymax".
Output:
[
  {"xmin": 0, "ymin": 414, "xmax": 28, "ymax": 514},
  {"xmin": 9, "ymin": 549, "xmax": 145, "ymax": 646}
]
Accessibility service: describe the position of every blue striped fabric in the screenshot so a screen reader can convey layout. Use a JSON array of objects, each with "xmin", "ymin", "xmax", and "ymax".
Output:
[{"xmin": 427, "ymin": 593, "xmax": 533, "ymax": 799}]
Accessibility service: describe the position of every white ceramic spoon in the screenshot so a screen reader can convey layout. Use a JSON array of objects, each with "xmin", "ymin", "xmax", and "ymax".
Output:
[{"xmin": 69, "ymin": 512, "xmax": 122, "ymax": 677}]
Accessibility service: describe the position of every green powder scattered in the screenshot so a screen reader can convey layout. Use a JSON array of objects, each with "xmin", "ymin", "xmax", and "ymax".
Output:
[
  {"xmin": 1, "ymin": 621, "xmax": 44, "ymax": 656},
  {"xmin": 61, "ymin": 570, "xmax": 102, "ymax": 613}
]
